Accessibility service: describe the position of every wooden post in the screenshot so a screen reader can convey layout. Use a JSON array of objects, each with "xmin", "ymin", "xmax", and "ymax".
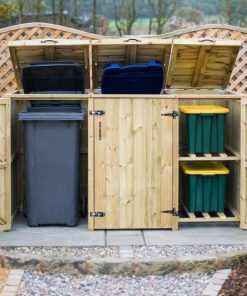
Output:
[{"xmin": 0, "ymin": 98, "xmax": 11, "ymax": 231}]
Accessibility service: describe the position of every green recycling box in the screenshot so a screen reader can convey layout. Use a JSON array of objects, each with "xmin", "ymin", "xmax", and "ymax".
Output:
[
  {"xmin": 179, "ymin": 105, "xmax": 229, "ymax": 154},
  {"xmin": 180, "ymin": 162, "xmax": 229, "ymax": 213}
]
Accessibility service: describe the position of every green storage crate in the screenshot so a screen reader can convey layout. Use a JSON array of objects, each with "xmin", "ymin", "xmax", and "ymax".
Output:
[
  {"xmin": 179, "ymin": 106, "xmax": 229, "ymax": 154},
  {"xmin": 180, "ymin": 162, "xmax": 229, "ymax": 213}
]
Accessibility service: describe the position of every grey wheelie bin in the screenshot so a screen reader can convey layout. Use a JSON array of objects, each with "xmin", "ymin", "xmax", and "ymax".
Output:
[{"xmin": 18, "ymin": 107, "xmax": 85, "ymax": 226}]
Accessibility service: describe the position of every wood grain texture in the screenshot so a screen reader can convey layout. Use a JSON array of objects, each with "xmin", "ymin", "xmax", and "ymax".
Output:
[
  {"xmin": 92, "ymin": 98, "xmax": 175, "ymax": 229},
  {"xmin": 0, "ymin": 99, "xmax": 11, "ymax": 231}
]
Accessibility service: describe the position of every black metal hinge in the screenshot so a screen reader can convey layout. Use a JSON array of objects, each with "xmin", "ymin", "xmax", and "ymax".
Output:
[
  {"xmin": 161, "ymin": 111, "xmax": 180, "ymax": 119},
  {"xmin": 161, "ymin": 208, "xmax": 179, "ymax": 216},
  {"xmin": 90, "ymin": 211, "xmax": 105, "ymax": 217},
  {"xmin": 89, "ymin": 110, "xmax": 105, "ymax": 116}
]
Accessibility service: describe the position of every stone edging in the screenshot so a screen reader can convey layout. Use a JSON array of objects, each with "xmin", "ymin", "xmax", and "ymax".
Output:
[
  {"xmin": 1, "ymin": 269, "xmax": 24, "ymax": 296},
  {"xmin": 0, "ymin": 250, "xmax": 246, "ymax": 276},
  {"xmin": 202, "ymin": 269, "xmax": 231, "ymax": 296}
]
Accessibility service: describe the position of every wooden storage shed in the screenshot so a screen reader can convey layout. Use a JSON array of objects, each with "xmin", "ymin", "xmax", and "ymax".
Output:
[{"xmin": 0, "ymin": 29, "xmax": 247, "ymax": 231}]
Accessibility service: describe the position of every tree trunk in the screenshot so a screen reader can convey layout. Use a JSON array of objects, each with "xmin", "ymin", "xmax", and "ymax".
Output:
[
  {"xmin": 73, "ymin": 0, "xmax": 79, "ymax": 28},
  {"xmin": 156, "ymin": 0, "xmax": 163, "ymax": 35},
  {"xmin": 148, "ymin": 0, "xmax": 154, "ymax": 34},
  {"xmin": 93, "ymin": 0, "xmax": 97, "ymax": 33},
  {"xmin": 226, "ymin": 0, "xmax": 233, "ymax": 24},
  {"xmin": 18, "ymin": 0, "xmax": 24, "ymax": 24},
  {"xmin": 36, "ymin": 0, "xmax": 42, "ymax": 22},
  {"xmin": 59, "ymin": 0, "xmax": 64, "ymax": 25},
  {"xmin": 52, "ymin": 0, "xmax": 56, "ymax": 24},
  {"xmin": 126, "ymin": 0, "xmax": 136, "ymax": 35}
]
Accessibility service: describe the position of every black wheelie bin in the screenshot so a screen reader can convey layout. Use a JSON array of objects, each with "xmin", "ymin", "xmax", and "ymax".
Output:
[{"xmin": 18, "ymin": 62, "xmax": 85, "ymax": 226}]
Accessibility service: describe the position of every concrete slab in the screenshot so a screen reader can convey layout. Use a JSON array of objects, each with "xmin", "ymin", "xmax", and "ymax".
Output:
[
  {"xmin": 144, "ymin": 223, "xmax": 247, "ymax": 245},
  {"xmin": 0, "ymin": 216, "xmax": 105, "ymax": 247},
  {"xmin": 106, "ymin": 231, "xmax": 144, "ymax": 246},
  {"xmin": 1, "ymin": 216, "xmax": 247, "ymax": 247}
]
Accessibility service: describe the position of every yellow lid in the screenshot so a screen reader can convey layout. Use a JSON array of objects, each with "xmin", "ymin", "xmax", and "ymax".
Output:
[
  {"xmin": 180, "ymin": 162, "xmax": 230, "ymax": 175},
  {"xmin": 179, "ymin": 105, "xmax": 229, "ymax": 114}
]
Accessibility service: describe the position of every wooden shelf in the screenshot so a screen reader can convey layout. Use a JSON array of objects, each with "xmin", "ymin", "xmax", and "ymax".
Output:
[
  {"xmin": 179, "ymin": 149, "xmax": 240, "ymax": 161},
  {"xmin": 179, "ymin": 155, "xmax": 240, "ymax": 161},
  {"xmin": 179, "ymin": 201, "xmax": 240, "ymax": 223}
]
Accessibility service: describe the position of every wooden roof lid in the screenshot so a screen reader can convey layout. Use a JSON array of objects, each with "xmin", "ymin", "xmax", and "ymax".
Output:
[
  {"xmin": 91, "ymin": 38, "xmax": 172, "ymax": 88},
  {"xmin": 8, "ymin": 39, "xmax": 90, "ymax": 89},
  {"xmin": 166, "ymin": 39, "xmax": 241, "ymax": 89}
]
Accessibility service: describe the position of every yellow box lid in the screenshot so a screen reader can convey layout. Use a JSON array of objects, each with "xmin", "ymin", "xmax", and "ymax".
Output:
[
  {"xmin": 180, "ymin": 162, "xmax": 230, "ymax": 175},
  {"xmin": 179, "ymin": 105, "xmax": 229, "ymax": 114}
]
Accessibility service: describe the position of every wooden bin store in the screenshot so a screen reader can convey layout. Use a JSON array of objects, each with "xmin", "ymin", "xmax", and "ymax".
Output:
[{"xmin": 0, "ymin": 37, "xmax": 246, "ymax": 231}]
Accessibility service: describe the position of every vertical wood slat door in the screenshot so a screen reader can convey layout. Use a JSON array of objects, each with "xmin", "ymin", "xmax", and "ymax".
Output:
[{"xmin": 93, "ymin": 98, "xmax": 178, "ymax": 229}]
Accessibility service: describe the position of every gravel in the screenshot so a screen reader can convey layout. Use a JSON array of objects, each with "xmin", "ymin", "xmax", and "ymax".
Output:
[
  {"xmin": 133, "ymin": 245, "xmax": 247, "ymax": 258},
  {"xmin": 17, "ymin": 270, "xmax": 212, "ymax": 296},
  {"xmin": 0, "ymin": 247, "xmax": 119, "ymax": 259}
]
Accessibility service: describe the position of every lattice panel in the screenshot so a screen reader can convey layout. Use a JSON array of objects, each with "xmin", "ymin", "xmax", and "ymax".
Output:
[
  {"xmin": 0, "ymin": 23, "xmax": 103, "ymax": 96},
  {"xmin": 163, "ymin": 27, "xmax": 247, "ymax": 94},
  {"xmin": 1, "ymin": 23, "xmax": 247, "ymax": 95}
]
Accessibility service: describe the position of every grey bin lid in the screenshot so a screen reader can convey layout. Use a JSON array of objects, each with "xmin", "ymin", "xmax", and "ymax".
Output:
[{"xmin": 18, "ymin": 111, "xmax": 86, "ymax": 121}]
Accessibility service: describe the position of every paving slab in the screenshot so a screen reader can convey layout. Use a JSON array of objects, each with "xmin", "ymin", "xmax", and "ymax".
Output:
[
  {"xmin": 106, "ymin": 231, "xmax": 144, "ymax": 246},
  {"xmin": 1, "ymin": 217, "xmax": 247, "ymax": 247},
  {"xmin": 144, "ymin": 223, "xmax": 247, "ymax": 245},
  {"xmin": 0, "ymin": 216, "xmax": 105, "ymax": 247}
]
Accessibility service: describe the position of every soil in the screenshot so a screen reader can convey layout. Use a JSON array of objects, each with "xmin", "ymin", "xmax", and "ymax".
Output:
[
  {"xmin": 0, "ymin": 268, "xmax": 9, "ymax": 292},
  {"xmin": 219, "ymin": 264, "xmax": 247, "ymax": 296}
]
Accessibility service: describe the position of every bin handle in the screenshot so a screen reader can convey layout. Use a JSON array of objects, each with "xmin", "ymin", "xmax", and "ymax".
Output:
[
  {"xmin": 199, "ymin": 39, "xmax": 216, "ymax": 43},
  {"xmin": 41, "ymin": 39, "xmax": 58, "ymax": 44},
  {"xmin": 123, "ymin": 38, "xmax": 141, "ymax": 42}
]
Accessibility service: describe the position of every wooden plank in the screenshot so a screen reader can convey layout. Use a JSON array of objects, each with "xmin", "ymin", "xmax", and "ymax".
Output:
[
  {"xmin": 0, "ymin": 218, "xmax": 6, "ymax": 225},
  {"xmin": 172, "ymin": 98, "xmax": 179, "ymax": 230},
  {"xmin": 166, "ymin": 45, "xmax": 178, "ymax": 87},
  {"xmin": 160, "ymin": 99, "xmax": 173, "ymax": 228},
  {"xmin": 119, "ymin": 99, "xmax": 134, "ymax": 228},
  {"xmin": 181, "ymin": 200, "xmax": 196, "ymax": 219},
  {"xmin": 88, "ymin": 98, "xmax": 95, "ymax": 230},
  {"xmin": 105, "ymin": 99, "xmax": 120, "ymax": 228},
  {"xmin": 125, "ymin": 45, "xmax": 137, "ymax": 64},
  {"xmin": 8, "ymin": 47, "xmax": 22, "ymax": 90},
  {"xmin": 145, "ymin": 99, "xmax": 153, "ymax": 228},
  {"xmin": 92, "ymin": 46, "xmax": 98, "ymax": 89},
  {"xmin": 0, "ymin": 224, "xmax": 11, "ymax": 231},
  {"xmin": 191, "ymin": 46, "xmax": 209, "ymax": 86},
  {"xmin": 240, "ymin": 100, "xmax": 247, "ymax": 229},
  {"xmin": 5, "ymin": 100, "xmax": 11, "ymax": 230},
  {"xmin": 133, "ymin": 99, "xmax": 147, "ymax": 228},
  {"xmin": 179, "ymin": 217, "xmax": 240, "ymax": 223},
  {"xmin": 217, "ymin": 212, "xmax": 227, "ymax": 219},
  {"xmin": 202, "ymin": 212, "xmax": 211, "ymax": 219},
  {"xmin": 0, "ymin": 99, "xmax": 11, "ymax": 231},
  {"xmin": 44, "ymin": 46, "xmax": 56, "ymax": 60},
  {"xmin": 149, "ymin": 99, "xmax": 162, "ymax": 228},
  {"xmin": 94, "ymin": 99, "xmax": 106, "ymax": 229}
]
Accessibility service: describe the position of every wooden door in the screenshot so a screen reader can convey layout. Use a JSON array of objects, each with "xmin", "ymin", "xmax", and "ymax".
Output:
[{"xmin": 90, "ymin": 98, "xmax": 178, "ymax": 229}]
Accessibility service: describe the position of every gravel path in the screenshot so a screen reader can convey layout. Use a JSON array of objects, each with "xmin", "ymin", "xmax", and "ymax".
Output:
[
  {"xmin": 18, "ymin": 271, "xmax": 212, "ymax": 296},
  {"xmin": 0, "ymin": 247, "xmax": 119, "ymax": 259},
  {"xmin": 133, "ymin": 245, "xmax": 247, "ymax": 258},
  {"xmin": 0, "ymin": 268, "xmax": 9, "ymax": 292}
]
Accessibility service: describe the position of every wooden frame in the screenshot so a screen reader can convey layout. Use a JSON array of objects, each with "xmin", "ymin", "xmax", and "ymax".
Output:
[
  {"xmin": 5, "ymin": 92, "xmax": 245, "ymax": 230},
  {"xmin": 0, "ymin": 98, "xmax": 11, "ymax": 231},
  {"xmin": 176, "ymin": 93, "xmax": 243, "ymax": 224},
  {"xmin": 1, "ymin": 36, "xmax": 247, "ymax": 231},
  {"xmin": 240, "ymin": 98, "xmax": 247, "ymax": 229}
]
